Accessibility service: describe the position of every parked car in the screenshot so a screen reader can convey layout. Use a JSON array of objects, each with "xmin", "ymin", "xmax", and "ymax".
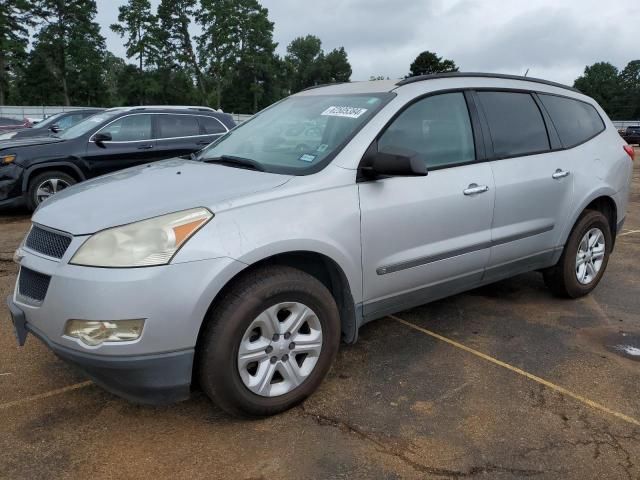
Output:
[
  {"xmin": 621, "ymin": 125, "xmax": 640, "ymax": 145},
  {"xmin": 0, "ymin": 106, "xmax": 235, "ymax": 210},
  {"xmin": 0, "ymin": 117, "xmax": 31, "ymax": 132},
  {"xmin": 6, "ymin": 73, "xmax": 633, "ymax": 417},
  {"xmin": 0, "ymin": 109, "xmax": 104, "ymax": 141}
]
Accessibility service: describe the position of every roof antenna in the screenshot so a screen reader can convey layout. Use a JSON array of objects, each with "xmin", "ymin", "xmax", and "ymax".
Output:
[{"xmin": 524, "ymin": 68, "xmax": 529, "ymax": 77}]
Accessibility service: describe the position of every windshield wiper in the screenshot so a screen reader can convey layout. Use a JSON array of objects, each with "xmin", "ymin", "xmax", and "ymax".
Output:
[{"xmin": 201, "ymin": 155, "xmax": 265, "ymax": 172}]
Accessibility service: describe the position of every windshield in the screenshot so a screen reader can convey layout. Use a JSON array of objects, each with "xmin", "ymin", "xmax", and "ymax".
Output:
[
  {"xmin": 33, "ymin": 112, "xmax": 65, "ymax": 129},
  {"xmin": 57, "ymin": 111, "xmax": 122, "ymax": 139},
  {"xmin": 197, "ymin": 93, "xmax": 393, "ymax": 174}
]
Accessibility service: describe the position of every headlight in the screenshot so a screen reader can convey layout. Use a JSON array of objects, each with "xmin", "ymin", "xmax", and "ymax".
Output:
[
  {"xmin": 1, "ymin": 153, "xmax": 16, "ymax": 164},
  {"xmin": 65, "ymin": 319, "xmax": 145, "ymax": 346},
  {"xmin": 70, "ymin": 208, "xmax": 213, "ymax": 267}
]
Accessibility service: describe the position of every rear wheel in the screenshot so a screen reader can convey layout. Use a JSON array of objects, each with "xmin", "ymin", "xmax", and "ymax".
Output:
[
  {"xmin": 198, "ymin": 265, "xmax": 340, "ymax": 417},
  {"xmin": 26, "ymin": 171, "xmax": 76, "ymax": 210},
  {"xmin": 543, "ymin": 210, "xmax": 611, "ymax": 298}
]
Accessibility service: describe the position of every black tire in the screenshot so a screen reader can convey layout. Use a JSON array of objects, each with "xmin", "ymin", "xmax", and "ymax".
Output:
[
  {"xmin": 198, "ymin": 265, "xmax": 341, "ymax": 417},
  {"xmin": 26, "ymin": 170, "xmax": 76, "ymax": 211},
  {"xmin": 543, "ymin": 210, "xmax": 612, "ymax": 298}
]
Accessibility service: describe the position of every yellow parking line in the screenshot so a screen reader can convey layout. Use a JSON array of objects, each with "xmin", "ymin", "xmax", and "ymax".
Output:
[
  {"xmin": 390, "ymin": 315, "xmax": 640, "ymax": 427},
  {"xmin": 618, "ymin": 229, "xmax": 640, "ymax": 237},
  {"xmin": 0, "ymin": 381, "xmax": 93, "ymax": 411}
]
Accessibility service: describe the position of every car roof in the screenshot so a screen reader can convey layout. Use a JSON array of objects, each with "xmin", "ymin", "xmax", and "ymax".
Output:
[{"xmin": 295, "ymin": 72, "xmax": 580, "ymax": 97}]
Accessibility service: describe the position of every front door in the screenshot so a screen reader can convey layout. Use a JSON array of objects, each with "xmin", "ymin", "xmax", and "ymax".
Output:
[
  {"xmin": 359, "ymin": 92, "xmax": 495, "ymax": 320},
  {"xmin": 83, "ymin": 113, "xmax": 158, "ymax": 177}
]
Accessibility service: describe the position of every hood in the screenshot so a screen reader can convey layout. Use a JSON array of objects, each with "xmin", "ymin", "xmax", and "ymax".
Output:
[
  {"xmin": 0, "ymin": 136, "xmax": 65, "ymax": 151},
  {"xmin": 32, "ymin": 158, "xmax": 292, "ymax": 235}
]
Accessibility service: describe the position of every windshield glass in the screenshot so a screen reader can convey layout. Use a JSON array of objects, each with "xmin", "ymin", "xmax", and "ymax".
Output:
[
  {"xmin": 57, "ymin": 111, "xmax": 122, "ymax": 139},
  {"xmin": 198, "ymin": 93, "xmax": 393, "ymax": 174},
  {"xmin": 33, "ymin": 112, "xmax": 64, "ymax": 129}
]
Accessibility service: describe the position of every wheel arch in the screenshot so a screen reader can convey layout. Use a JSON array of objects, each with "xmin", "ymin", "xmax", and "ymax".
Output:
[
  {"xmin": 21, "ymin": 162, "xmax": 86, "ymax": 191},
  {"xmin": 195, "ymin": 250, "xmax": 359, "ymax": 360},
  {"xmin": 561, "ymin": 189, "xmax": 619, "ymax": 250}
]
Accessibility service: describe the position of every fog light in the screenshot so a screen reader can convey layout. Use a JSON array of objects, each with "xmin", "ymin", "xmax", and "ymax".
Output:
[{"xmin": 64, "ymin": 319, "xmax": 145, "ymax": 346}]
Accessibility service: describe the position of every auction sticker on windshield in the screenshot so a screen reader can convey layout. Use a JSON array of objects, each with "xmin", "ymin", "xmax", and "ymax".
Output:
[{"xmin": 321, "ymin": 106, "xmax": 368, "ymax": 119}]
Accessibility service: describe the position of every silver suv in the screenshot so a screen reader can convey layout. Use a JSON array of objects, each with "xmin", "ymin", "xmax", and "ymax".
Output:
[{"xmin": 7, "ymin": 73, "xmax": 634, "ymax": 416}]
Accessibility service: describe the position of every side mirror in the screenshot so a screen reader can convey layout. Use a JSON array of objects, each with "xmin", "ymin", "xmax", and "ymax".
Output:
[
  {"xmin": 362, "ymin": 147, "xmax": 427, "ymax": 178},
  {"xmin": 93, "ymin": 132, "xmax": 112, "ymax": 144},
  {"xmin": 50, "ymin": 124, "xmax": 61, "ymax": 133}
]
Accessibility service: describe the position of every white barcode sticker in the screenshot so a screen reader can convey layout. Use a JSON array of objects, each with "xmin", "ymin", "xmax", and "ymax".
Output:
[{"xmin": 321, "ymin": 106, "xmax": 368, "ymax": 119}]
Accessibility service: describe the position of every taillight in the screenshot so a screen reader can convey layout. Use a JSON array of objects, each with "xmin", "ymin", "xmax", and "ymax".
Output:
[{"xmin": 623, "ymin": 145, "xmax": 635, "ymax": 161}]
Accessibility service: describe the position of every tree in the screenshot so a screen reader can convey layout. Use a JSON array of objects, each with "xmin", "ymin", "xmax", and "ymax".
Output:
[
  {"xmin": 156, "ymin": 0, "xmax": 203, "ymax": 101},
  {"xmin": 574, "ymin": 62, "xmax": 623, "ymax": 118},
  {"xmin": 0, "ymin": 0, "xmax": 34, "ymax": 105},
  {"xmin": 111, "ymin": 0, "xmax": 157, "ymax": 104},
  {"xmin": 31, "ymin": 0, "xmax": 107, "ymax": 106},
  {"xmin": 618, "ymin": 60, "xmax": 640, "ymax": 119},
  {"xmin": 285, "ymin": 35, "xmax": 325, "ymax": 92},
  {"xmin": 408, "ymin": 51, "xmax": 458, "ymax": 77},
  {"xmin": 323, "ymin": 47, "xmax": 352, "ymax": 83}
]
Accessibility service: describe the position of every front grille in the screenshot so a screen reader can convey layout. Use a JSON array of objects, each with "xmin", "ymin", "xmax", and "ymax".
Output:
[
  {"xmin": 18, "ymin": 267, "xmax": 51, "ymax": 303},
  {"xmin": 25, "ymin": 225, "xmax": 72, "ymax": 259}
]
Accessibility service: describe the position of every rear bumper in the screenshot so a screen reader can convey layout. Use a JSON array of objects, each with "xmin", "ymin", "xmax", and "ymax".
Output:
[{"xmin": 7, "ymin": 296, "xmax": 193, "ymax": 404}]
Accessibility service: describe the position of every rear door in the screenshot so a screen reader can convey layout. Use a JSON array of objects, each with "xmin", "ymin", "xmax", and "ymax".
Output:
[
  {"xmin": 476, "ymin": 91, "xmax": 574, "ymax": 281},
  {"xmin": 154, "ymin": 114, "xmax": 209, "ymax": 158},
  {"xmin": 359, "ymin": 91, "xmax": 495, "ymax": 319},
  {"xmin": 83, "ymin": 114, "xmax": 157, "ymax": 177}
]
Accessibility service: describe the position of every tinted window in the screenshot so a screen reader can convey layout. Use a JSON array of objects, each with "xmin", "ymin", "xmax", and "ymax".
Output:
[
  {"xmin": 477, "ymin": 91, "xmax": 550, "ymax": 157},
  {"xmin": 56, "ymin": 114, "xmax": 84, "ymax": 129},
  {"xmin": 157, "ymin": 114, "xmax": 200, "ymax": 138},
  {"xmin": 539, "ymin": 94, "xmax": 604, "ymax": 147},
  {"xmin": 99, "ymin": 114, "xmax": 152, "ymax": 141},
  {"xmin": 378, "ymin": 92, "xmax": 475, "ymax": 168},
  {"xmin": 199, "ymin": 116, "xmax": 227, "ymax": 134}
]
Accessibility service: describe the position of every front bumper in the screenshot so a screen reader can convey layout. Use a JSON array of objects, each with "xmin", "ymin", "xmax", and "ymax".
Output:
[
  {"xmin": 0, "ymin": 163, "xmax": 25, "ymax": 207},
  {"xmin": 7, "ymin": 296, "xmax": 193, "ymax": 404},
  {"xmin": 9, "ymin": 249, "xmax": 246, "ymax": 404}
]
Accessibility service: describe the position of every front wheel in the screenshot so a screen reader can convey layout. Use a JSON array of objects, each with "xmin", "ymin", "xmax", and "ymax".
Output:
[
  {"xmin": 543, "ymin": 210, "xmax": 612, "ymax": 298},
  {"xmin": 198, "ymin": 265, "xmax": 340, "ymax": 417},
  {"xmin": 26, "ymin": 170, "xmax": 76, "ymax": 211}
]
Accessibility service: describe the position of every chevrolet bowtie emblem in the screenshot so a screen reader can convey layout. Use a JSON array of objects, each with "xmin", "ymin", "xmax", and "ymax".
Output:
[{"xmin": 13, "ymin": 248, "xmax": 24, "ymax": 264}]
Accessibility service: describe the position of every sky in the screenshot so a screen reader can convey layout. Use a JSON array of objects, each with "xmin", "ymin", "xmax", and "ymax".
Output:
[{"xmin": 97, "ymin": 0, "xmax": 640, "ymax": 85}]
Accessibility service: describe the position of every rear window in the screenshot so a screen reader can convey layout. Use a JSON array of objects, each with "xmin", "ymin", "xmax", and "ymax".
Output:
[
  {"xmin": 477, "ymin": 91, "xmax": 550, "ymax": 158},
  {"xmin": 199, "ymin": 116, "xmax": 227, "ymax": 135},
  {"xmin": 538, "ymin": 94, "xmax": 604, "ymax": 148},
  {"xmin": 157, "ymin": 114, "xmax": 201, "ymax": 138}
]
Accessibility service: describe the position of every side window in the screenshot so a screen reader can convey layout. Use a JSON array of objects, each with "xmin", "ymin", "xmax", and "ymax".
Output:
[
  {"xmin": 57, "ymin": 114, "xmax": 84, "ymax": 129},
  {"xmin": 538, "ymin": 94, "xmax": 605, "ymax": 148},
  {"xmin": 378, "ymin": 92, "xmax": 476, "ymax": 168},
  {"xmin": 99, "ymin": 115, "xmax": 152, "ymax": 142},
  {"xmin": 477, "ymin": 91, "xmax": 550, "ymax": 158},
  {"xmin": 157, "ymin": 114, "xmax": 201, "ymax": 138},
  {"xmin": 199, "ymin": 116, "xmax": 227, "ymax": 135}
]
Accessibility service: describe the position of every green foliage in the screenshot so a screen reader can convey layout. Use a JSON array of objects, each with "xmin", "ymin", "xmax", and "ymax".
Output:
[
  {"xmin": 618, "ymin": 61, "xmax": 640, "ymax": 119},
  {"xmin": 0, "ymin": 0, "xmax": 35, "ymax": 105},
  {"xmin": 408, "ymin": 51, "xmax": 458, "ymax": 77},
  {"xmin": 573, "ymin": 62, "xmax": 624, "ymax": 119}
]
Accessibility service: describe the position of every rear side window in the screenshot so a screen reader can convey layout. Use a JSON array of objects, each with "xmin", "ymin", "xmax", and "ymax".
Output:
[
  {"xmin": 378, "ymin": 92, "xmax": 476, "ymax": 169},
  {"xmin": 538, "ymin": 94, "xmax": 604, "ymax": 147},
  {"xmin": 199, "ymin": 116, "xmax": 227, "ymax": 135},
  {"xmin": 157, "ymin": 114, "xmax": 201, "ymax": 138},
  {"xmin": 477, "ymin": 91, "xmax": 550, "ymax": 158}
]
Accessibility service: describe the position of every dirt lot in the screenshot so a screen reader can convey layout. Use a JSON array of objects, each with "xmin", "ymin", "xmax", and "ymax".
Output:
[{"xmin": 1, "ymin": 153, "xmax": 639, "ymax": 479}]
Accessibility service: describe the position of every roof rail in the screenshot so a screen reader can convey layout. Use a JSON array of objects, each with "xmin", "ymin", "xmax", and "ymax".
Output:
[
  {"xmin": 301, "ymin": 82, "xmax": 347, "ymax": 91},
  {"xmin": 124, "ymin": 105, "xmax": 217, "ymax": 112},
  {"xmin": 395, "ymin": 72, "xmax": 579, "ymax": 93}
]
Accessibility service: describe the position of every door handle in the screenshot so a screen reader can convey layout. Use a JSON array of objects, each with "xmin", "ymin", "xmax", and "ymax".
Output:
[
  {"xmin": 552, "ymin": 169, "xmax": 570, "ymax": 179},
  {"xmin": 137, "ymin": 144, "xmax": 154, "ymax": 150},
  {"xmin": 463, "ymin": 183, "xmax": 490, "ymax": 196}
]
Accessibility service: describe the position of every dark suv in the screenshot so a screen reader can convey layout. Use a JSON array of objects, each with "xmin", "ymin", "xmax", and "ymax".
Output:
[
  {"xmin": 622, "ymin": 126, "xmax": 640, "ymax": 145},
  {"xmin": 0, "ymin": 109, "xmax": 104, "ymax": 141},
  {"xmin": 0, "ymin": 106, "xmax": 235, "ymax": 210}
]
